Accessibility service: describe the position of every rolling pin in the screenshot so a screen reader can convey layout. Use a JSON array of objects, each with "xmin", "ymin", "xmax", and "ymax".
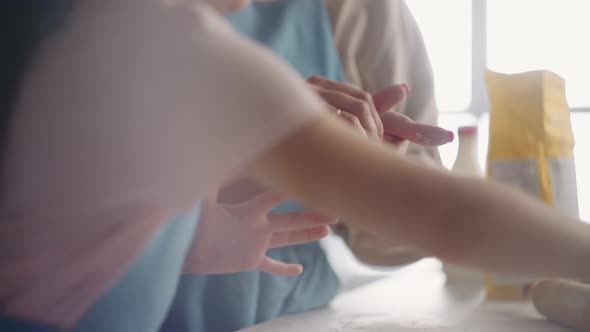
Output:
[{"xmin": 532, "ymin": 280, "xmax": 590, "ymax": 331}]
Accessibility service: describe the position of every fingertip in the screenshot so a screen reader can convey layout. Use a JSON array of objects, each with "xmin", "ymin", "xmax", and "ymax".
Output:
[
  {"xmin": 292, "ymin": 264, "xmax": 304, "ymax": 276},
  {"xmin": 304, "ymin": 225, "xmax": 330, "ymax": 242},
  {"xmin": 447, "ymin": 130, "xmax": 455, "ymax": 143},
  {"xmin": 280, "ymin": 263, "xmax": 304, "ymax": 276},
  {"xmin": 434, "ymin": 129, "xmax": 454, "ymax": 145},
  {"xmin": 261, "ymin": 258, "xmax": 304, "ymax": 276},
  {"xmin": 410, "ymin": 126, "xmax": 456, "ymax": 146},
  {"xmin": 317, "ymin": 225, "xmax": 330, "ymax": 238},
  {"xmin": 402, "ymin": 83, "xmax": 410, "ymax": 96}
]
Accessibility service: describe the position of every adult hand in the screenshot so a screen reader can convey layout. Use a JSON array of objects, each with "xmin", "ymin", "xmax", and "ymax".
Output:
[
  {"xmin": 372, "ymin": 84, "xmax": 454, "ymax": 154},
  {"xmin": 183, "ymin": 192, "xmax": 336, "ymax": 276},
  {"xmin": 307, "ymin": 76, "xmax": 454, "ymax": 151},
  {"xmin": 307, "ymin": 76, "xmax": 384, "ymax": 141}
]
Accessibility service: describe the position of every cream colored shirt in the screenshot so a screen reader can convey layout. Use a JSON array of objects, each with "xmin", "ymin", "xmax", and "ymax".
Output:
[{"xmin": 326, "ymin": 0, "xmax": 441, "ymax": 266}]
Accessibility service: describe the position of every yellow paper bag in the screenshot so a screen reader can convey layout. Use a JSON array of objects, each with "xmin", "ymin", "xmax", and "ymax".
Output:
[{"xmin": 485, "ymin": 70, "xmax": 579, "ymax": 299}]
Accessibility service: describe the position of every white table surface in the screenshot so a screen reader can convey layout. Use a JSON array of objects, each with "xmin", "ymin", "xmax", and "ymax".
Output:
[{"xmin": 242, "ymin": 260, "xmax": 574, "ymax": 332}]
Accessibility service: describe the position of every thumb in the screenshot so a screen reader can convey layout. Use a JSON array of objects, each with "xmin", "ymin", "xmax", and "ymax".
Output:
[
  {"xmin": 258, "ymin": 257, "xmax": 303, "ymax": 276},
  {"xmin": 382, "ymin": 112, "xmax": 454, "ymax": 146},
  {"xmin": 373, "ymin": 84, "xmax": 410, "ymax": 114}
]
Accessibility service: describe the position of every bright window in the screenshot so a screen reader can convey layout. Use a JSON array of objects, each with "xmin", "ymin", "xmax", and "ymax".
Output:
[
  {"xmin": 409, "ymin": 0, "xmax": 589, "ymax": 219},
  {"xmin": 406, "ymin": 0, "xmax": 472, "ymax": 111},
  {"xmin": 487, "ymin": 0, "xmax": 590, "ymax": 107}
]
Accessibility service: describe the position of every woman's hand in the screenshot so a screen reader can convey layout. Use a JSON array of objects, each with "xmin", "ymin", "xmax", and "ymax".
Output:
[
  {"xmin": 218, "ymin": 78, "xmax": 455, "ymax": 208},
  {"xmin": 183, "ymin": 192, "xmax": 336, "ymax": 276},
  {"xmin": 307, "ymin": 76, "xmax": 384, "ymax": 141},
  {"xmin": 307, "ymin": 76, "xmax": 454, "ymax": 153},
  {"xmin": 374, "ymin": 85, "xmax": 454, "ymax": 149}
]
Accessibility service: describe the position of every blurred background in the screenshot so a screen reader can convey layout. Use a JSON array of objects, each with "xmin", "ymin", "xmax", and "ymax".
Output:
[{"xmin": 405, "ymin": 0, "xmax": 590, "ymax": 220}]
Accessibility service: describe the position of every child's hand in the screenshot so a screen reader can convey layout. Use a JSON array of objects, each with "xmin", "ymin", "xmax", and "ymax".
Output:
[{"xmin": 183, "ymin": 192, "xmax": 336, "ymax": 276}]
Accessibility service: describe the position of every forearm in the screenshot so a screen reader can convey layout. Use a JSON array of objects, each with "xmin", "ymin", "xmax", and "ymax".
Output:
[
  {"xmin": 449, "ymin": 177, "xmax": 589, "ymax": 278},
  {"xmin": 249, "ymin": 117, "xmax": 443, "ymax": 238},
  {"xmin": 249, "ymin": 114, "xmax": 590, "ymax": 279}
]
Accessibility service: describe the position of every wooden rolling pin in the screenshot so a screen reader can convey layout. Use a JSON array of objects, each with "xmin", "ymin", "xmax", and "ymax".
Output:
[{"xmin": 532, "ymin": 280, "xmax": 590, "ymax": 331}]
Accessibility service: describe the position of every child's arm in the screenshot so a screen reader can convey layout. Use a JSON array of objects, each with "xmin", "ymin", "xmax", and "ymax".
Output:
[{"xmin": 248, "ymin": 113, "xmax": 590, "ymax": 280}]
